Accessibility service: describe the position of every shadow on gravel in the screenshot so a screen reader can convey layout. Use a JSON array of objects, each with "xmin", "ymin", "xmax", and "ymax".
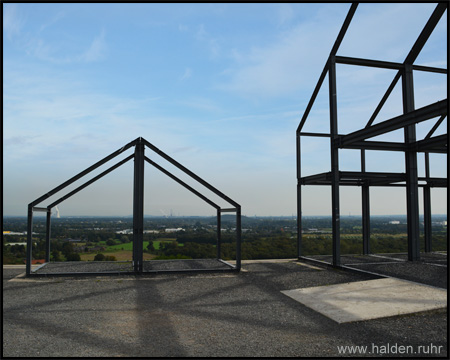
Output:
[
  {"xmin": 3, "ymin": 273, "xmax": 187, "ymax": 357},
  {"xmin": 3, "ymin": 261, "xmax": 448, "ymax": 357}
]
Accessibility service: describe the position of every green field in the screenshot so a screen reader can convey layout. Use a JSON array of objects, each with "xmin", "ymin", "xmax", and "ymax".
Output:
[
  {"xmin": 106, "ymin": 238, "xmax": 180, "ymax": 251},
  {"xmin": 79, "ymin": 250, "xmax": 155, "ymax": 261}
]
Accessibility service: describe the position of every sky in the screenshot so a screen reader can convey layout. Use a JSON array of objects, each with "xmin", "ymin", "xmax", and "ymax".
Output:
[{"xmin": 3, "ymin": 2, "xmax": 447, "ymax": 217}]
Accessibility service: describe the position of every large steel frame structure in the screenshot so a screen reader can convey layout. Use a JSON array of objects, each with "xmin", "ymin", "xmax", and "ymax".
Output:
[
  {"xmin": 297, "ymin": 3, "xmax": 447, "ymax": 267},
  {"xmin": 26, "ymin": 137, "xmax": 241, "ymax": 276}
]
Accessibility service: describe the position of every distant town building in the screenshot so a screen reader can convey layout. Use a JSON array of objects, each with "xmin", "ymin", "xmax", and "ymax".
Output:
[
  {"xmin": 433, "ymin": 220, "xmax": 447, "ymax": 226},
  {"xmin": 116, "ymin": 229, "xmax": 133, "ymax": 234},
  {"xmin": 3, "ymin": 231, "xmax": 27, "ymax": 235},
  {"xmin": 388, "ymin": 221, "xmax": 400, "ymax": 225},
  {"xmin": 165, "ymin": 228, "xmax": 185, "ymax": 233},
  {"xmin": 116, "ymin": 229, "xmax": 160, "ymax": 234}
]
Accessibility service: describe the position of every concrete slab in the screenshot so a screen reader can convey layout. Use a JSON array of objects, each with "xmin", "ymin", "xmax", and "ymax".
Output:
[{"xmin": 281, "ymin": 278, "xmax": 447, "ymax": 324}]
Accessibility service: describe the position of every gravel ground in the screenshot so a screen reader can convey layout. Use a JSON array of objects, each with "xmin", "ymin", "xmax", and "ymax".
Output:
[
  {"xmin": 33, "ymin": 259, "xmax": 234, "ymax": 275},
  {"xmin": 305, "ymin": 252, "xmax": 447, "ymax": 289},
  {"xmin": 3, "ymin": 260, "xmax": 447, "ymax": 358}
]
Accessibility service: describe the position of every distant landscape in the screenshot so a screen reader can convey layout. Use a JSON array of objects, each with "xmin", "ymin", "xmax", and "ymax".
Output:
[{"xmin": 3, "ymin": 215, "xmax": 447, "ymax": 264}]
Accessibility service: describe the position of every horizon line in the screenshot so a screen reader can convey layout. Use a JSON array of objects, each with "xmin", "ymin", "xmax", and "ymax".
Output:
[{"xmin": 3, "ymin": 214, "xmax": 447, "ymax": 218}]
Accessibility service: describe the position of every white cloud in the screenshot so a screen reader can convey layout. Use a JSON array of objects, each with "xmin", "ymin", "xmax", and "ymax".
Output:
[
  {"xmin": 196, "ymin": 24, "xmax": 221, "ymax": 59},
  {"xmin": 217, "ymin": 2, "xmax": 443, "ymax": 103},
  {"xmin": 9, "ymin": 18, "xmax": 107, "ymax": 64},
  {"xmin": 178, "ymin": 23, "xmax": 189, "ymax": 32},
  {"xmin": 180, "ymin": 67, "xmax": 193, "ymax": 81},
  {"xmin": 3, "ymin": 4, "xmax": 25, "ymax": 40},
  {"xmin": 216, "ymin": 10, "xmax": 346, "ymax": 99},
  {"xmin": 39, "ymin": 11, "xmax": 66, "ymax": 33},
  {"xmin": 276, "ymin": 4, "xmax": 295, "ymax": 26},
  {"xmin": 79, "ymin": 28, "xmax": 107, "ymax": 63}
]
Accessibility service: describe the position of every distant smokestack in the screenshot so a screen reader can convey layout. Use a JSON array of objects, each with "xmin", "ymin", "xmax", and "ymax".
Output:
[{"xmin": 55, "ymin": 206, "xmax": 60, "ymax": 218}]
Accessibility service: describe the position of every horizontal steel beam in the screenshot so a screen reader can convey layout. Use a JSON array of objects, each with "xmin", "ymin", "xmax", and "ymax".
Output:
[
  {"xmin": 302, "ymin": 181, "xmax": 408, "ymax": 187},
  {"xmin": 342, "ymin": 171, "xmax": 406, "ymax": 186},
  {"xmin": 300, "ymin": 172, "xmax": 330, "ymax": 185},
  {"xmin": 341, "ymin": 135, "xmax": 447, "ymax": 153},
  {"xmin": 336, "ymin": 56, "xmax": 404, "ymax": 70},
  {"xmin": 340, "ymin": 171, "xmax": 406, "ymax": 180},
  {"xmin": 340, "ymin": 100, "xmax": 447, "ymax": 146},
  {"xmin": 28, "ymin": 266, "xmax": 238, "ymax": 277},
  {"xmin": 298, "ymin": 132, "xmax": 332, "ymax": 138},
  {"xmin": 32, "ymin": 207, "xmax": 50, "ymax": 212},
  {"xmin": 301, "ymin": 171, "xmax": 447, "ymax": 188},
  {"xmin": 342, "ymin": 140, "xmax": 407, "ymax": 151},
  {"xmin": 301, "ymin": 171, "xmax": 407, "ymax": 186},
  {"xmin": 335, "ymin": 55, "xmax": 447, "ymax": 74},
  {"xmin": 144, "ymin": 156, "xmax": 220, "ymax": 210},
  {"xmin": 415, "ymin": 134, "xmax": 447, "ymax": 153},
  {"xmin": 220, "ymin": 208, "xmax": 237, "ymax": 213},
  {"xmin": 418, "ymin": 177, "xmax": 448, "ymax": 188},
  {"xmin": 412, "ymin": 64, "xmax": 447, "ymax": 74}
]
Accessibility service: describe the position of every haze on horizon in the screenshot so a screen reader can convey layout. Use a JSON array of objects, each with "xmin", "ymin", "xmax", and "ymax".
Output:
[{"xmin": 3, "ymin": 3, "xmax": 447, "ymax": 217}]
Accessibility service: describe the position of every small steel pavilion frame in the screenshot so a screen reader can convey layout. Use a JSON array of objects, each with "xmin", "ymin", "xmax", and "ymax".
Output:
[
  {"xmin": 26, "ymin": 137, "xmax": 241, "ymax": 276},
  {"xmin": 296, "ymin": 3, "xmax": 448, "ymax": 266}
]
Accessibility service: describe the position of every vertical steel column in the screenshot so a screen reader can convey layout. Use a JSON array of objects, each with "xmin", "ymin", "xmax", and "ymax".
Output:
[
  {"xmin": 236, "ymin": 206, "xmax": 241, "ymax": 271},
  {"xmin": 361, "ymin": 149, "xmax": 370, "ymax": 254},
  {"xmin": 45, "ymin": 210, "xmax": 51, "ymax": 262},
  {"xmin": 26, "ymin": 205, "xmax": 33, "ymax": 276},
  {"xmin": 217, "ymin": 209, "xmax": 222, "ymax": 259},
  {"xmin": 296, "ymin": 133, "xmax": 303, "ymax": 258},
  {"xmin": 133, "ymin": 138, "xmax": 145, "ymax": 273},
  {"xmin": 329, "ymin": 56, "xmax": 341, "ymax": 267},
  {"xmin": 402, "ymin": 64, "xmax": 420, "ymax": 261},
  {"xmin": 423, "ymin": 152, "xmax": 432, "ymax": 252},
  {"xmin": 423, "ymin": 186, "xmax": 432, "ymax": 252},
  {"xmin": 362, "ymin": 185, "xmax": 370, "ymax": 254}
]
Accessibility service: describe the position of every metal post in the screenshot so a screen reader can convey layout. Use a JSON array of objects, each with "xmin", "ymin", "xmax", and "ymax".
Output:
[
  {"xmin": 296, "ymin": 133, "xmax": 302, "ymax": 258},
  {"xmin": 45, "ymin": 210, "xmax": 51, "ymax": 262},
  {"xmin": 402, "ymin": 64, "xmax": 420, "ymax": 261},
  {"xmin": 297, "ymin": 183, "xmax": 302, "ymax": 258},
  {"xmin": 133, "ymin": 139, "xmax": 145, "ymax": 273},
  {"xmin": 362, "ymin": 185, "xmax": 370, "ymax": 255},
  {"xmin": 423, "ymin": 152, "xmax": 432, "ymax": 252},
  {"xmin": 236, "ymin": 206, "xmax": 241, "ymax": 271},
  {"xmin": 26, "ymin": 205, "xmax": 33, "ymax": 276},
  {"xmin": 361, "ymin": 149, "xmax": 370, "ymax": 254},
  {"xmin": 217, "ymin": 209, "xmax": 221, "ymax": 259},
  {"xmin": 329, "ymin": 56, "xmax": 341, "ymax": 267}
]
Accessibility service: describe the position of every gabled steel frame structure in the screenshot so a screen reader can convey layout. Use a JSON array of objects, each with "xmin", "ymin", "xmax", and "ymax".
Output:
[
  {"xmin": 296, "ymin": 3, "xmax": 448, "ymax": 266},
  {"xmin": 26, "ymin": 137, "xmax": 241, "ymax": 276}
]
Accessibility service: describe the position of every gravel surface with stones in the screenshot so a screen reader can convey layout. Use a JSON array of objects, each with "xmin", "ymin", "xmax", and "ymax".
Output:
[
  {"xmin": 33, "ymin": 259, "xmax": 233, "ymax": 275},
  {"xmin": 3, "ymin": 261, "xmax": 447, "ymax": 358},
  {"xmin": 307, "ymin": 253, "xmax": 447, "ymax": 289}
]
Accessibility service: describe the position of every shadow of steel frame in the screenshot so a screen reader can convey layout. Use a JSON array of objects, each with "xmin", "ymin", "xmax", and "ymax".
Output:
[
  {"xmin": 296, "ymin": 3, "xmax": 448, "ymax": 267},
  {"xmin": 26, "ymin": 137, "xmax": 241, "ymax": 276}
]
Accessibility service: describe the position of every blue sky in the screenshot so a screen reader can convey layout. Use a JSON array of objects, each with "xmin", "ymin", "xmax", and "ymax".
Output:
[{"xmin": 3, "ymin": 3, "xmax": 447, "ymax": 217}]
